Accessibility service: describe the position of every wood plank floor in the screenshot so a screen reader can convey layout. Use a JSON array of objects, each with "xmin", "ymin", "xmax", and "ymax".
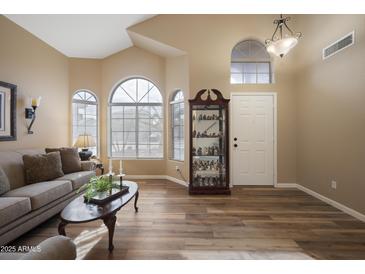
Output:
[{"xmin": 10, "ymin": 180, "xmax": 365, "ymax": 259}]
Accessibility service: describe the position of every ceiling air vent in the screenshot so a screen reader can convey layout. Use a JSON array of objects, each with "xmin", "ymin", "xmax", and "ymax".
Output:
[{"xmin": 323, "ymin": 31, "xmax": 355, "ymax": 60}]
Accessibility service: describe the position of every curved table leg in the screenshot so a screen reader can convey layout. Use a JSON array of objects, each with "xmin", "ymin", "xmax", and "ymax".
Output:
[
  {"xmin": 134, "ymin": 191, "xmax": 139, "ymax": 212},
  {"xmin": 58, "ymin": 220, "xmax": 68, "ymax": 236},
  {"xmin": 103, "ymin": 214, "xmax": 117, "ymax": 252}
]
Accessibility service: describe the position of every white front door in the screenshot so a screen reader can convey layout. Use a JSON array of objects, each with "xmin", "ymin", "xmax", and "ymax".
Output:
[{"xmin": 231, "ymin": 93, "xmax": 275, "ymax": 185}]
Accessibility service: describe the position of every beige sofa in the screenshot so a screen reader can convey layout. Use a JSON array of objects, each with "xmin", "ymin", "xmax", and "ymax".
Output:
[
  {"xmin": 0, "ymin": 149, "xmax": 95, "ymax": 246},
  {"xmin": 0, "ymin": 236, "xmax": 76, "ymax": 260}
]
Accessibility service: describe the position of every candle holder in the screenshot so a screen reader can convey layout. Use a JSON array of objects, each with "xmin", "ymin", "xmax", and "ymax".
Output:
[{"xmin": 117, "ymin": 173, "xmax": 126, "ymax": 188}]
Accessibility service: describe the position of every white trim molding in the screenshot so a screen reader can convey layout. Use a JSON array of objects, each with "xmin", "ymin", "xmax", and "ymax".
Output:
[
  {"xmin": 230, "ymin": 92, "xmax": 277, "ymax": 187},
  {"xmin": 124, "ymin": 175, "xmax": 188, "ymax": 187},
  {"xmin": 275, "ymin": 183, "xmax": 297, "ymax": 188},
  {"xmin": 295, "ymin": 184, "xmax": 365, "ymax": 223}
]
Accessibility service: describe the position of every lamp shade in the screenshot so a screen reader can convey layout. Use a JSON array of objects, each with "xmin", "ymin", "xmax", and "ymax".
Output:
[
  {"xmin": 266, "ymin": 36, "xmax": 298, "ymax": 58},
  {"xmin": 73, "ymin": 134, "xmax": 96, "ymax": 148}
]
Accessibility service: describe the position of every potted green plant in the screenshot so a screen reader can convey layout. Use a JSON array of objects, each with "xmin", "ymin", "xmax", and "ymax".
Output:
[{"xmin": 78, "ymin": 176, "xmax": 120, "ymax": 203}]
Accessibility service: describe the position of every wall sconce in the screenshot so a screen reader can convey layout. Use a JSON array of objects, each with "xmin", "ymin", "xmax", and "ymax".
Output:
[{"xmin": 25, "ymin": 97, "xmax": 41, "ymax": 134}]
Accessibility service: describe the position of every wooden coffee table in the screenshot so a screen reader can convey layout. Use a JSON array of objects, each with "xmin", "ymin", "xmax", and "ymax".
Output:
[{"xmin": 58, "ymin": 180, "xmax": 139, "ymax": 252}]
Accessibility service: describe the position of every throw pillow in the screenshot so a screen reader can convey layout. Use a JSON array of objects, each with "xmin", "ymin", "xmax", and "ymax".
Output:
[
  {"xmin": 23, "ymin": 152, "xmax": 64, "ymax": 185},
  {"xmin": 45, "ymin": 147, "xmax": 82, "ymax": 174},
  {"xmin": 0, "ymin": 166, "xmax": 10, "ymax": 195}
]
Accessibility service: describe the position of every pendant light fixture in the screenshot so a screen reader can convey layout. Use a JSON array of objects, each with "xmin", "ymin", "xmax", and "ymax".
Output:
[{"xmin": 265, "ymin": 14, "xmax": 302, "ymax": 58}]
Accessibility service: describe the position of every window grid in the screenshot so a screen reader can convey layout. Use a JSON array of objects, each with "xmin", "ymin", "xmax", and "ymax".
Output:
[
  {"xmin": 109, "ymin": 78, "xmax": 163, "ymax": 159},
  {"xmin": 231, "ymin": 61, "xmax": 272, "ymax": 84},
  {"xmin": 72, "ymin": 91, "xmax": 98, "ymax": 156},
  {"xmin": 170, "ymin": 90, "xmax": 184, "ymax": 161}
]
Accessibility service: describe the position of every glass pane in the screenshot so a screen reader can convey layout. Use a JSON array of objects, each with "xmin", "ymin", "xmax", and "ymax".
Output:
[
  {"xmin": 112, "ymin": 87, "xmax": 134, "ymax": 103},
  {"xmin": 151, "ymin": 106, "xmax": 163, "ymax": 118},
  {"xmin": 138, "ymin": 131, "xmax": 149, "ymax": 144},
  {"xmin": 151, "ymin": 119, "xmax": 163, "ymax": 131},
  {"xmin": 173, "ymin": 90, "xmax": 184, "ymax": 102},
  {"xmin": 257, "ymin": 63, "xmax": 270, "ymax": 73},
  {"xmin": 121, "ymin": 79, "xmax": 137, "ymax": 102},
  {"xmin": 243, "ymin": 63, "xmax": 256, "ymax": 73},
  {"xmin": 150, "ymin": 145, "xmax": 163, "ymax": 158},
  {"xmin": 124, "ymin": 145, "xmax": 136, "ymax": 157},
  {"xmin": 124, "ymin": 119, "xmax": 136, "ymax": 132},
  {"xmin": 85, "ymin": 105, "xmax": 96, "ymax": 115},
  {"xmin": 138, "ymin": 106, "xmax": 150, "ymax": 118},
  {"xmin": 147, "ymin": 86, "xmax": 162, "ymax": 103},
  {"xmin": 138, "ymin": 119, "xmax": 150, "ymax": 131},
  {"xmin": 231, "ymin": 63, "xmax": 243, "ymax": 73},
  {"xmin": 150, "ymin": 132, "xmax": 162, "ymax": 144},
  {"xmin": 124, "ymin": 106, "xmax": 136, "ymax": 118},
  {"xmin": 138, "ymin": 145, "xmax": 150, "ymax": 157},
  {"xmin": 137, "ymin": 79, "xmax": 149, "ymax": 102},
  {"xmin": 111, "ymin": 106, "xmax": 124, "ymax": 118},
  {"xmin": 85, "ymin": 115, "xmax": 97, "ymax": 126},
  {"xmin": 230, "ymin": 74, "xmax": 242, "ymax": 84},
  {"xmin": 112, "ymin": 132, "xmax": 123, "ymax": 144},
  {"xmin": 124, "ymin": 132, "xmax": 136, "ymax": 144},
  {"xmin": 111, "ymin": 119, "xmax": 123, "ymax": 131},
  {"xmin": 257, "ymin": 73, "xmax": 270, "ymax": 84},
  {"xmin": 243, "ymin": 73, "xmax": 257, "ymax": 84}
]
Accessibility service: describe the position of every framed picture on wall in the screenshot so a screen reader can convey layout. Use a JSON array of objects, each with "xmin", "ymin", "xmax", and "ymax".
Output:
[{"xmin": 0, "ymin": 81, "xmax": 17, "ymax": 141}]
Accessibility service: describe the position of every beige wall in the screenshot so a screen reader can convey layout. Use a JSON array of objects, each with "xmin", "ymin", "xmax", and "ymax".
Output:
[
  {"xmin": 294, "ymin": 15, "xmax": 365, "ymax": 214},
  {"xmin": 0, "ymin": 15, "xmax": 69, "ymax": 151},
  {"xmin": 165, "ymin": 55, "xmax": 190, "ymax": 180},
  {"xmin": 130, "ymin": 14, "xmax": 298, "ymax": 183},
  {"xmin": 101, "ymin": 46, "xmax": 166, "ymax": 174}
]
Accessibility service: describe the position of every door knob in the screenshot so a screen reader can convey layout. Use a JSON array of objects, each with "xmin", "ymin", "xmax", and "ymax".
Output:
[
  {"xmin": 234, "ymin": 144, "xmax": 238, "ymax": 148},
  {"xmin": 234, "ymin": 137, "xmax": 237, "ymax": 141}
]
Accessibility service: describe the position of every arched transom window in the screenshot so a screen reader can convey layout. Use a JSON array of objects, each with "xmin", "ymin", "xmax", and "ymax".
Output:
[
  {"xmin": 109, "ymin": 77, "xmax": 163, "ymax": 159},
  {"xmin": 72, "ymin": 90, "xmax": 98, "ymax": 156},
  {"xmin": 170, "ymin": 90, "xmax": 184, "ymax": 161},
  {"xmin": 231, "ymin": 40, "xmax": 272, "ymax": 84}
]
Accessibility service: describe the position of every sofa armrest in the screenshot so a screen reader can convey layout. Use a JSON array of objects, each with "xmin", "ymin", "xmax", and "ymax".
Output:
[
  {"xmin": 21, "ymin": 236, "xmax": 76, "ymax": 260},
  {"xmin": 81, "ymin": 161, "xmax": 96, "ymax": 171}
]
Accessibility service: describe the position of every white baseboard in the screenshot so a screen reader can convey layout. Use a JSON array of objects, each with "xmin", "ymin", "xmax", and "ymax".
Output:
[
  {"xmin": 275, "ymin": 183, "xmax": 297, "ymax": 188},
  {"xmin": 165, "ymin": 175, "xmax": 189, "ymax": 187},
  {"xmin": 296, "ymin": 184, "xmax": 365, "ymax": 223},
  {"xmin": 124, "ymin": 174, "xmax": 188, "ymax": 187},
  {"xmin": 124, "ymin": 176, "xmax": 365, "ymax": 222}
]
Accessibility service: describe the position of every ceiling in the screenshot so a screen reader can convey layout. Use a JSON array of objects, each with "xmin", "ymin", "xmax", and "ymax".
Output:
[{"xmin": 5, "ymin": 14, "xmax": 156, "ymax": 58}]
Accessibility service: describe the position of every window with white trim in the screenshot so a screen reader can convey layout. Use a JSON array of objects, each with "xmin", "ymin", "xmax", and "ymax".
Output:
[
  {"xmin": 109, "ymin": 78, "xmax": 163, "ymax": 159},
  {"xmin": 231, "ymin": 40, "xmax": 272, "ymax": 84},
  {"xmin": 170, "ymin": 90, "xmax": 184, "ymax": 161},
  {"xmin": 72, "ymin": 90, "xmax": 98, "ymax": 155}
]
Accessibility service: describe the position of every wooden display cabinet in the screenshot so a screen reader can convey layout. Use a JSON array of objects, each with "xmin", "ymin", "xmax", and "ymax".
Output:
[{"xmin": 189, "ymin": 89, "xmax": 230, "ymax": 195}]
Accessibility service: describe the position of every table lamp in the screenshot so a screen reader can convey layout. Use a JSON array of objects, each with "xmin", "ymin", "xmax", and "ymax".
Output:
[{"xmin": 73, "ymin": 134, "xmax": 96, "ymax": 161}]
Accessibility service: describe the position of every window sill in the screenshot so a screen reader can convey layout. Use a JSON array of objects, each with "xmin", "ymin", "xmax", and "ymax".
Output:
[{"xmin": 169, "ymin": 158, "xmax": 185, "ymax": 163}]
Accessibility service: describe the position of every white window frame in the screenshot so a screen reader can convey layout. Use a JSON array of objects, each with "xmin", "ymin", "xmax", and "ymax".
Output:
[
  {"xmin": 170, "ymin": 90, "xmax": 184, "ymax": 161},
  {"xmin": 231, "ymin": 40, "xmax": 273, "ymax": 84},
  {"xmin": 108, "ymin": 77, "xmax": 164, "ymax": 160},
  {"xmin": 72, "ymin": 90, "xmax": 99, "ymax": 156}
]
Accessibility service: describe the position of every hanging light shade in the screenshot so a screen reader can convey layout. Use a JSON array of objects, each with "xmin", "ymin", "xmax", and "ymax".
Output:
[{"xmin": 265, "ymin": 14, "xmax": 302, "ymax": 58}]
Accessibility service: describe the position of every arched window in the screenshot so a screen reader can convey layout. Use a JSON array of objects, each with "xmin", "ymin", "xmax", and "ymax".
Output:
[
  {"xmin": 72, "ymin": 90, "xmax": 99, "ymax": 156},
  {"xmin": 109, "ymin": 77, "xmax": 163, "ymax": 159},
  {"xmin": 231, "ymin": 40, "xmax": 272, "ymax": 84},
  {"xmin": 170, "ymin": 90, "xmax": 184, "ymax": 161}
]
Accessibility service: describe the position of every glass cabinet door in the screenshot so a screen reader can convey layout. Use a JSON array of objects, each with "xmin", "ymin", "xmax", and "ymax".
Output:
[{"xmin": 189, "ymin": 89, "xmax": 230, "ymax": 195}]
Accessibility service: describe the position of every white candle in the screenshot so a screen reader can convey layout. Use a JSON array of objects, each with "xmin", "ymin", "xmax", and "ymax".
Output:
[{"xmin": 109, "ymin": 159, "xmax": 112, "ymax": 174}]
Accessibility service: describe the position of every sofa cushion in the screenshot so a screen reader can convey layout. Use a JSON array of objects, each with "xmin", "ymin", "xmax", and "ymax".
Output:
[
  {"xmin": 3, "ymin": 181, "xmax": 72, "ymax": 210},
  {"xmin": 0, "ymin": 167, "xmax": 10, "ymax": 195},
  {"xmin": 23, "ymin": 152, "xmax": 64, "ymax": 185},
  {"xmin": 45, "ymin": 148, "xmax": 82, "ymax": 174},
  {"xmin": 0, "ymin": 197, "xmax": 31, "ymax": 228},
  {"xmin": 54, "ymin": 171, "xmax": 95, "ymax": 190}
]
